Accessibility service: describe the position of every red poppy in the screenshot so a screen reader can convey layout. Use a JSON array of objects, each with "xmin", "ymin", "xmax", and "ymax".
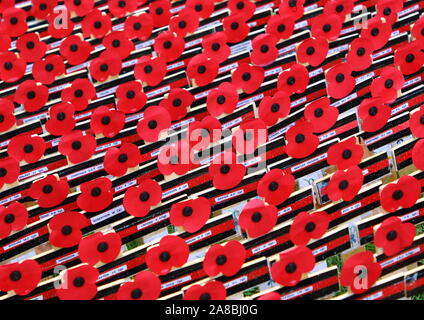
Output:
[
  {"xmin": 29, "ymin": 175, "xmax": 69, "ymax": 208},
  {"xmin": 187, "ymin": 54, "xmax": 219, "ymax": 87},
  {"xmin": 32, "ymin": 54, "xmax": 65, "ymax": 85},
  {"xmin": 232, "ymin": 63, "xmax": 264, "ymax": 94},
  {"xmin": 184, "ymin": 281, "xmax": 227, "ymax": 300},
  {"xmin": 0, "ymin": 7, "xmax": 28, "ymax": 37},
  {"xmin": 103, "ymin": 31, "xmax": 135, "ymax": 60},
  {"xmin": 123, "ymin": 179, "xmax": 162, "ymax": 218},
  {"xmin": 136, "ymin": 106, "xmax": 172, "ymax": 142},
  {"xmin": 56, "ymin": 265, "xmax": 99, "ymax": 300},
  {"xmin": 376, "ymin": 0, "xmax": 403, "ymax": 25},
  {"xmin": 108, "ymin": 0, "xmax": 137, "ymax": 18},
  {"xmin": 77, "ymin": 177, "xmax": 114, "ymax": 212},
  {"xmin": 411, "ymin": 16, "xmax": 424, "ymax": 42},
  {"xmin": 90, "ymin": 105, "xmax": 125, "ymax": 138},
  {"xmin": 0, "ymin": 0, "xmax": 13, "ymax": 13},
  {"xmin": 188, "ymin": 116, "xmax": 222, "ymax": 151},
  {"xmin": 304, "ymin": 96, "xmax": 338, "ymax": 133},
  {"xmin": 48, "ymin": 211, "xmax": 89, "ymax": 248},
  {"xmin": 279, "ymin": 0, "xmax": 305, "ymax": 21},
  {"xmin": 117, "ymin": 271, "xmax": 161, "ymax": 300},
  {"xmin": 203, "ymin": 240, "xmax": 246, "ymax": 277},
  {"xmin": 31, "ymin": 0, "xmax": 57, "ymax": 19},
  {"xmin": 0, "ymin": 52, "xmax": 26, "ymax": 83},
  {"xmin": 159, "ymin": 88, "xmax": 194, "ymax": 121},
  {"xmin": 271, "ymin": 246, "xmax": 315, "ymax": 287},
  {"xmin": 311, "ymin": 13, "xmax": 342, "ymax": 41},
  {"xmin": 149, "ymin": 0, "xmax": 171, "ymax": 28},
  {"xmin": 45, "ymin": 102, "xmax": 76, "ymax": 136},
  {"xmin": 185, "ymin": 0, "xmax": 215, "ymax": 19},
  {"xmin": 16, "ymin": 33, "xmax": 47, "ymax": 62},
  {"xmin": 0, "ymin": 99, "xmax": 15, "ymax": 132},
  {"xmin": 325, "ymin": 62, "xmax": 355, "ymax": 99},
  {"xmin": 326, "ymin": 166, "xmax": 364, "ymax": 202},
  {"xmin": 206, "ymin": 82, "xmax": 239, "ymax": 117},
  {"xmin": 290, "ymin": 211, "xmax": 330, "ymax": 246},
  {"xmin": 146, "ymin": 235, "xmax": 189, "ymax": 275},
  {"xmin": 0, "ymin": 260, "xmax": 41, "ymax": 296},
  {"xmin": 232, "ymin": 118, "xmax": 268, "ymax": 155},
  {"xmin": 340, "ymin": 251, "xmax": 381, "ymax": 294},
  {"xmin": 239, "ymin": 199, "xmax": 278, "ymax": 238},
  {"xmin": 327, "ymin": 137, "xmax": 364, "ymax": 170},
  {"xmin": 14, "ymin": 80, "xmax": 49, "ymax": 113},
  {"xmin": 4, "ymin": 134, "xmax": 42, "ymax": 165},
  {"xmin": 410, "ymin": 106, "xmax": 424, "ymax": 138},
  {"xmin": 89, "ymin": 51, "xmax": 122, "ymax": 82},
  {"xmin": 223, "ymin": 13, "xmax": 250, "ymax": 43},
  {"xmin": 169, "ymin": 8, "xmax": 199, "ymax": 37},
  {"xmin": 58, "ymin": 130, "xmax": 97, "ymax": 164},
  {"xmin": 157, "ymin": 140, "xmax": 193, "ymax": 176},
  {"xmin": 170, "ymin": 197, "xmax": 211, "ymax": 233},
  {"xmin": 134, "ymin": 55, "xmax": 167, "ymax": 87},
  {"xmin": 380, "ymin": 175, "xmax": 421, "ymax": 213},
  {"xmin": 115, "ymin": 81, "xmax": 146, "ymax": 114},
  {"xmin": 258, "ymin": 292, "xmax": 281, "ymax": 300},
  {"xmin": 78, "ymin": 231, "xmax": 121, "ymax": 266},
  {"xmin": 374, "ymin": 216, "xmax": 415, "ymax": 257},
  {"xmin": 412, "ymin": 139, "xmax": 424, "ymax": 170},
  {"xmin": 358, "ymin": 97, "xmax": 391, "ymax": 133},
  {"xmin": 297, "ymin": 37, "xmax": 329, "ymax": 67},
  {"xmin": 64, "ymin": 0, "xmax": 94, "ymax": 17},
  {"xmin": 257, "ymin": 169, "xmax": 295, "ymax": 206},
  {"xmin": 104, "ymin": 142, "xmax": 141, "ymax": 177},
  {"xmin": 154, "ymin": 31, "xmax": 184, "ymax": 62},
  {"xmin": 360, "ymin": 17, "xmax": 391, "ymax": 50},
  {"xmin": 266, "ymin": 13, "xmax": 294, "ymax": 40},
  {"xmin": 61, "ymin": 79, "xmax": 96, "ymax": 111},
  {"xmin": 124, "ymin": 13, "xmax": 153, "ymax": 41},
  {"xmin": 324, "ymin": 0, "xmax": 354, "ymax": 20},
  {"xmin": 60, "ymin": 35, "xmax": 92, "ymax": 66},
  {"xmin": 82, "ymin": 9, "xmax": 112, "ymax": 39},
  {"xmin": 208, "ymin": 151, "xmax": 246, "ymax": 190},
  {"xmin": 285, "ymin": 121, "xmax": 319, "ymax": 159},
  {"xmin": 250, "ymin": 33, "xmax": 278, "ymax": 66},
  {"xmin": 371, "ymin": 66, "xmax": 404, "ymax": 104},
  {"xmin": 202, "ymin": 32, "xmax": 230, "ymax": 63},
  {"xmin": 47, "ymin": 9, "xmax": 74, "ymax": 39},
  {"xmin": 346, "ymin": 37, "xmax": 374, "ymax": 72},
  {"xmin": 394, "ymin": 41, "xmax": 424, "ymax": 75},
  {"xmin": 258, "ymin": 91, "xmax": 290, "ymax": 127},
  {"xmin": 0, "ymin": 34, "xmax": 10, "ymax": 52},
  {"xmin": 277, "ymin": 63, "xmax": 309, "ymax": 95},
  {"xmin": 0, "ymin": 202, "xmax": 28, "ymax": 239},
  {"xmin": 0, "ymin": 157, "xmax": 20, "ymax": 189},
  {"xmin": 228, "ymin": 0, "xmax": 255, "ymax": 20}
]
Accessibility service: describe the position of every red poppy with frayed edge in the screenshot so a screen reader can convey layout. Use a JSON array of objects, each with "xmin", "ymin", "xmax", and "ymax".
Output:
[
  {"xmin": 43, "ymin": 99, "xmax": 72, "ymax": 134},
  {"xmin": 137, "ymin": 106, "xmax": 171, "ymax": 142},
  {"xmin": 232, "ymin": 118, "xmax": 268, "ymax": 155},
  {"xmin": 258, "ymin": 90, "xmax": 291, "ymax": 126},
  {"xmin": 380, "ymin": 175, "xmax": 421, "ymax": 213},
  {"xmin": 78, "ymin": 231, "xmax": 121, "ymax": 265},
  {"xmin": 202, "ymin": 32, "xmax": 230, "ymax": 63},
  {"xmin": 290, "ymin": 211, "xmax": 330, "ymax": 246},
  {"xmin": 64, "ymin": 0, "xmax": 94, "ymax": 17},
  {"xmin": 187, "ymin": 54, "xmax": 219, "ymax": 87},
  {"xmin": 186, "ymin": 0, "xmax": 215, "ymax": 19},
  {"xmin": 410, "ymin": 106, "xmax": 424, "ymax": 138},
  {"xmin": 207, "ymin": 82, "xmax": 239, "ymax": 117},
  {"xmin": 16, "ymin": 33, "xmax": 46, "ymax": 62},
  {"xmin": 340, "ymin": 251, "xmax": 381, "ymax": 294},
  {"xmin": 47, "ymin": 9, "xmax": 74, "ymax": 39},
  {"xmin": 376, "ymin": 0, "xmax": 403, "ymax": 25},
  {"xmin": 157, "ymin": 140, "xmax": 193, "ymax": 176},
  {"xmin": 371, "ymin": 66, "xmax": 404, "ymax": 103},
  {"xmin": 394, "ymin": 41, "xmax": 424, "ymax": 75},
  {"xmin": 277, "ymin": 63, "xmax": 309, "ymax": 95},
  {"xmin": 60, "ymin": 35, "xmax": 92, "ymax": 66},
  {"xmin": 90, "ymin": 105, "xmax": 125, "ymax": 138},
  {"xmin": 324, "ymin": 0, "xmax": 354, "ymax": 20},
  {"xmin": 160, "ymin": 88, "xmax": 194, "ymax": 121},
  {"xmin": 346, "ymin": 37, "xmax": 374, "ymax": 72},
  {"xmin": 103, "ymin": 31, "xmax": 135, "ymax": 60},
  {"xmin": 29, "ymin": 175, "xmax": 69, "ymax": 208},
  {"xmin": 412, "ymin": 139, "xmax": 424, "ymax": 170},
  {"xmin": 0, "ymin": 157, "xmax": 20, "ymax": 189},
  {"xmin": 304, "ymin": 96, "xmax": 338, "ymax": 133},
  {"xmin": 203, "ymin": 240, "xmax": 246, "ymax": 277},
  {"xmin": 116, "ymin": 81, "xmax": 146, "ymax": 114},
  {"xmin": 0, "ymin": 34, "xmax": 11, "ymax": 52},
  {"xmin": 358, "ymin": 97, "xmax": 391, "ymax": 133},
  {"xmin": 326, "ymin": 62, "xmax": 355, "ymax": 99},
  {"xmin": 257, "ymin": 169, "xmax": 295, "ymax": 206},
  {"xmin": 285, "ymin": 121, "xmax": 319, "ymax": 159},
  {"xmin": 327, "ymin": 136, "xmax": 364, "ymax": 170},
  {"xmin": 48, "ymin": 211, "xmax": 89, "ymax": 248},
  {"xmin": 0, "ymin": 52, "xmax": 26, "ymax": 83},
  {"xmin": 149, "ymin": 0, "xmax": 171, "ymax": 28},
  {"xmin": 184, "ymin": 281, "xmax": 227, "ymax": 300},
  {"xmin": 123, "ymin": 179, "xmax": 162, "ymax": 218},
  {"xmin": 170, "ymin": 9, "xmax": 199, "ymax": 37},
  {"xmin": 266, "ymin": 13, "xmax": 294, "ymax": 40},
  {"xmin": 134, "ymin": 55, "xmax": 167, "ymax": 87},
  {"xmin": 326, "ymin": 166, "xmax": 364, "ymax": 202},
  {"xmin": 31, "ymin": 0, "xmax": 57, "ymax": 19},
  {"xmin": 239, "ymin": 199, "xmax": 278, "ymax": 238},
  {"xmin": 208, "ymin": 151, "xmax": 246, "ymax": 190},
  {"xmin": 124, "ymin": 13, "xmax": 153, "ymax": 41},
  {"xmin": 360, "ymin": 17, "xmax": 391, "ymax": 50},
  {"xmin": 374, "ymin": 216, "xmax": 415, "ymax": 257},
  {"xmin": 411, "ymin": 16, "xmax": 424, "ymax": 42},
  {"xmin": 251, "ymin": 33, "xmax": 278, "ymax": 66},
  {"xmin": 311, "ymin": 13, "xmax": 342, "ymax": 41},
  {"xmin": 15, "ymin": 80, "xmax": 49, "ymax": 113},
  {"xmin": 77, "ymin": 177, "xmax": 113, "ymax": 212},
  {"xmin": 271, "ymin": 246, "xmax": 315, "ymax": 287},
  {"xmin": 108, "ymin": 0, "xmax": 137, "ymax": 18},
  {"xmin": 104, "ymin": 142, "xmax": 141, "ymax": 177},
  {"xmin": 228, "ymin": 0, "xmax": 255, "ymax": 20},
  {"xmin": 0, "ymin": 8, "xmax": 28, "ymax": 37},
  {"xmin": 223, "ymin": 13, "xmax": 250, "ymax": 44},
  {"xmin": 0, "ymin": 99, "xmax": 15, "ymax": 132},
  {"xmin": 117, "ymin": 271, "xmax": 161, "ymax": 300},
  {"xmin": 0, "ymin": 260, "xmax": 41, "ymax": 296},
  {"xmin": 232, "ymin": 63, "xmax": 264, "ymax": 94},
  {"xmin": 279, "ymin": 0, "xmax": 305, "ymax": 20},
  {"xmin": 61, "ymin": 79, "xmax": 96, "ymax": 111},
  {"xmin": 89, "ymin": 51, "xmax": 122, "ymax": 82},
  {"xmin": 57, "ymin": 265, "xmax": 99, "ymax": 300},
  {"xmin": 58, "ymin": 130, "xmax": 97, "ymax": 164},
  {"xmin": 297, "ymin": 37, "xmax": 329, "ymax": 67},
  {"xmin": 0, "ymin": 202, "xmax": 28, "ymax": 239},
  {"xmin": 146, "ymin": 235, "xmax": 189, "ymax": 275},
  {"xmin": 170, "ymin": 197, "xmax": 211, "ymax": 233},
  {"xmin": 33, "ymin": 54, "xmax": 65, "ymax": 85},
  {"xmin": 82, "ymin": 9, "xmax": 112, "ymax": 39},
  {"xmin": 258, "ymin": 292, "xmax": 281, "ymax": 300},
  {"xmin": 189, "ymin": 116, "xmax": 222, "ymax": 151},
  {"xmin": 154, "ymin": 31, "xmax": 184, "ymax": 62}
]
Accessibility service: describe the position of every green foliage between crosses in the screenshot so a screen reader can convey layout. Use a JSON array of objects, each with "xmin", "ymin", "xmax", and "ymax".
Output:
[{"xmin": 326, "ymin": 254, "xmax": 348, "ymax": 296}]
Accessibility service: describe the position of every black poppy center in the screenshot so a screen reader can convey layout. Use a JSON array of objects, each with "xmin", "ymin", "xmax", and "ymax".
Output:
[
  {"xmin": 10, "ymin": 271, "xmax": 22, "ymax": 282},
  {"xmin": 39, "ymin": 3, "xmax": 47, "ymax": 10},
  {"xmin": 69, "ymin": 43, "xmax": 78, "ymax": 52},
  {"xmin": 336, "ymin": 4, "xmax": 344, "ymax": 13},
  {"xmin": 74, "ymin": 0, "xmax": 81, "ymax": 6},
  {"xmin": 287, "ymin": 76, "xmax": 296, "ymax": 85},
  {"xmin": 57, "ymin": 112, "xmax": 66, "ymax": 121},
  {"xmin": 357, "ymin": 47, "xmax": 366, "ymax": 56},
  {"xmin": 323, "ymin": 24, "xmax": 332, "ymax": 32},
  {"xmin": 220, "ymin": 164, "xmax": 230, "ymax": 174},
  {"xmin": 212, "ymin": 43, "xmax": 220, "ymax": 51},
  {"xmin": 217, "ymin": 95, "xmax": 226, "ymax": 105},
  {"xmin": 368, "ymin": 106, "xmax": 378, "ymax": 116},
  {"xmin": 26, "ymin": 41, "xmax": 35, "ymax": 50},
  {"xmin": 200, "ymin": 293, "xmax": 211, "ymax": 300},
  {"xmin": 295, "ymin": 134, "xmax": 305, "ymax": 143},
  {"xmin": 43, "ymin": 184, "xmax": 53, "ymax": 194},
  {"xmin": 195, "ymin": 4, "xmax": 203, "ymax": 12},
  {"xmin": 72, "ymin": 140, "xmax": 82, "ymax": 150},
  {"xmin": 148, "ymin": 120, "xmax": 158, "ymax": 129},
  {"xmin": 118, "ymin": 153, "xmax": 128, "ymax": 163},
  {"xmin": 74, "ymin": 89, "xmax": 83, "ymax": 98},
  {"xmin": 182, "ymin": 206, "xmax": 193, "ymax": 217},
  {"xmin": 118, "ymin": 0, "xmax": 126, "ymax": 8},
  {"xmin": 216, "ymin": 255, "xmax": 227, "ymax": 265},
  {"xmin": 112, "ymin": 40, "xmax": 120, "ymax": 48},
  {"xmin": 0, "ymin": 168, "xmax": 7, "ymax": 177},
  {"xmin": 339, "ymin": 180, "xmax": 349, "ymax": 190},
  {"xmin": 288, "ymin": 0, "xmax": 297, "ymax": 8},
  {"xmin": 306, "ymin": 47, "xmax": 315, "ymax": 55},
  {"xmin": 26, "ymin": 90, "xmax": 36, "ymax": 99},
  {"xmin": 386, "ymin": 230, "xmax": 397, "ymax": 241},
  {"xmin": 100, "ymin": 64, "xmax": 109, "ymax": 72},
  {"xmin": 61, "ymin": 225, "xmax": 72, "ymax": 235},
  {"xmin": 131, "ymin": 288, "xmax": 142, "ymax": 299},
  {"xmin": 269, "ymin": 181, "xmax": 279, "ymax": 191},
  {"xmin": 97, "ymin": 242, "xmax": 109, "ymax": 252},
  {"xmin": 271, "ymin": 103, "xmax": 280, "ymax": 113},
  {"xmin": 73, "ymin": 277, "xmax": 85, "ymax": 288},
  {"xmin": 285, "ymin": 262, "xmax": 297, "ymax": 273},
  {"xmin": 260, "ymin": 45, "xmax": 269, "ymax": 53},
  {"xmin": 385, "ymin": 79, "xmax": 394, "ymax": 88},
  {"xmin": 420, "ymin": 115, "xmax": 424, "ymax": 125},
  {"xmin": 405, "ymin": 54, "xmax": 415, "ymax": 63},
  {"xmin": 4, "ymin": 62, "xmax": 13, "ymax": 70},
  {"xmin": 139, "ymin": 191, "xmax": 150, "ymax": 202},
  {"xmin": 371, "ymin": 28, "xmax": 380, "ymax": 36},
  {"xmin": 336, "ymin": 73, "xmax": 345, "ymax": 83},
  {"xmin": 392, "ymin": 190, "xmax": 403, "ymax": 200},
  {"xmin": 197, "ymin": 65, "xmax": 207, "ymax": 74},
  {"xmin": 278, "ymin": 24, "xmax": 286, "ymax": 32},
  {"xmin": 156, "ymin": 7, "xmax": 163, "ymax": 15},
  {"xmin": 45, "ymin": 63, "xmax": 54, "ymax": 72},
  {"xmin": 133, "ymin": 22, "xmax": 141, "ymax": 30},
  {"xmin": 4, "ymin": 213, "xmax": 15, "ymax": 224},
  {"xmin": 144, "ymin": 65, "xmax": 153, "ymax": 73},
  {"xmin": 94, "ymin": 21, "xmax": 102, "ymax": 29},
  {"xmin": 163, "ymin": 41, "xmax": 172, "ymax": 49},
  {"xmin": 383, "ymin": 7, "xmax": 391, "ymax": 16},
  {"xmin": 242, "ymin": 72, "xmax": 251, "ymax": 81},
  {"xmin": 160, "ymin": 251, "xmax": 171, "ymax": 262},
  {"xmin": 24, "ymin": 144, "xmax": 34, "ymax": 153},
  {"xmin": 305, "ymin": 222, "xmax": 316, "ymax": 232},
  {"xmin": 231, "ymin": 22, "xmax": 239, "ymax": 30},
  {"xmin": 314, "ymin": 108, "xmax": 323, "ymax": 118},
  {"xmin": 10, "ymin": 17, "xmax": 18, "ymax": 25},
  {"xmin": 342, "ymin": 149, "xmax": 352, "ymax": 159},
  {"xmin": 251, "ymin": 211, "xmax": 262, "ymax": 223},
  {"xmin": 91, "ymin": 187, "xmax": 102, "ymax": 197},
  {"xmin": 178, "ymin": 21, "xmax": 187, "ymax": 29},
  {"xmin": 101, "ymin": 116, "xmax": 111, "ymax": 125}
]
